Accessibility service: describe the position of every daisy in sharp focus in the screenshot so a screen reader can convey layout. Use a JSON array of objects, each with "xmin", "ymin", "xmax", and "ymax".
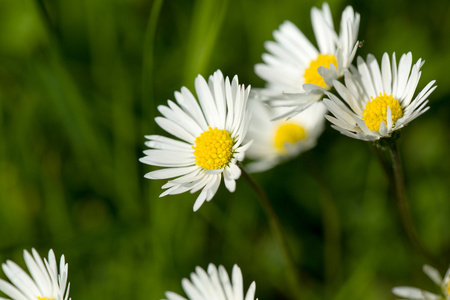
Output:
[
  {"xmin": 323, "ymin": 52, "xmax": 436, "ymax": 141},
  {"xmin": 163, "ymin": 264, "xmax": 257, "ymax": 300},
  {"xmin": 254, "ymin": 2, "xmax": 360, "ymax": 119},
  {"xmin": 0, "ymin": 248, "xmax": 70, "ymax": 300},
  {"xmin": 140, "ymin": 70, "xmax": 252, "ymax": 211},
  {"xmin": 392, "ymin": 264, "xmax": 450, "ymax": 300},
  {"xmin": 245, "ymin": 100, "xmax": 327, "ymax": 173}
]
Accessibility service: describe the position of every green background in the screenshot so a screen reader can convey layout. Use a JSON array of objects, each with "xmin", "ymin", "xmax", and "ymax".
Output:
[{"xmin": 0, "ymin": 0, "xmax": 449, "ymax": 299}]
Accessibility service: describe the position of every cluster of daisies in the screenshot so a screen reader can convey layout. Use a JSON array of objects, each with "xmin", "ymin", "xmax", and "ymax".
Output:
[
  {"xmin": 0, "ymin": 2, "xmax": 443, "ymax": 300},
  {"xmin": 140, "ymin": 3, "xmax": 436, "ymax": 214}
]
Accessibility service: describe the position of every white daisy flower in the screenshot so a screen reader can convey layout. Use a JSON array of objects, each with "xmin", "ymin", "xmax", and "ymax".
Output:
[
  {"xmin": 140, "ymin": 70, "xmax": 252, "ymax": 211},
  {"xmin": 163, "ymin": 264, "xmax": 257, "ymax": 300},
  {"xmin": 392, "ymin": 264, "xmax": 450, "ymax": 300},
  {"xmin": 245, "ymin": 100, "xmax": 327, "ymax": 172},
  {"xmin": 0, "ymin": 248, "xmax": 70, "ymax": 300},
  {"xmin": 323, "ymin": 52, "xmax": 437, "ymax": 141},
  {"xmin": 254, "ymin": 2, "xmax": 360, "ymax": 118}
]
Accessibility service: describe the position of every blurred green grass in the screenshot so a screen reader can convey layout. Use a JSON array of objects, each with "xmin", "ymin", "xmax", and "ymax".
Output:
[{"xmin": 0, "ymin": 0, "xmax": 449, "ymax": 299}]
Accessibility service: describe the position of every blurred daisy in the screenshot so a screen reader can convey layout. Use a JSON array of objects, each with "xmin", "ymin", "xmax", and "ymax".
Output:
[
  {"xmin": 163, "ymin": 264, "xmax": 257, "ymax": 300},
  {"xmin": 254, "ymin": 2, "xmax": 360, "ymax": 118},
  {"xmin": 140, "ymin": 70, "xmax": 252, "ymax": 211},
  {"xmin": 0, "ymin": 248, "xmax": 70, "ymax": 300},
  {"xmin": 323, "ymin": 52, "xmax": 436, "ymax": 141},
  {"xmin": 245, "ymin": 100, "xmax": 327, "ymax": 172},
  {"xmin": 392, "ymin": 264, "xmax": 450, "ymax": 300}
]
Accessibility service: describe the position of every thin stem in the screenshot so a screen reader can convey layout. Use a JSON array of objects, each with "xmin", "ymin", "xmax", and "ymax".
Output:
[
  {"xmin": 239, "ymin": 166, "xmax": 304, "ymax": 300},
  {"xmin": 371, "ymin": 144, "xmax": 393, "ymax": 183},
  {"xmin": 389, "ymin": 141, "xmax": 438, "ymax": 265}
]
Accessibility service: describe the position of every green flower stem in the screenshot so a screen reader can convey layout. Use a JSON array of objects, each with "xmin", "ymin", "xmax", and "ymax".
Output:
[
  {"xmin": 388, "ymin": 141, "xmax": 438, "ymax": 265},
  {"xmin": 240, "ymin": 166, "xmax": 304, "ymax": 300},
  {"xmin": 371, "ymin": 144, "xmax": 393, "ymax": 182}
]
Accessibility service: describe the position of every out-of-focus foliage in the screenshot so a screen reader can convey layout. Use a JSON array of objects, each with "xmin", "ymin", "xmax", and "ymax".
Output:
[{"xmin": 0, "ymin": 0, "xmax": 449, "ymax": 299}]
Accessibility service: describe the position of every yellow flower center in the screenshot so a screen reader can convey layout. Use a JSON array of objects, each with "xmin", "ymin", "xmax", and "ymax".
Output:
[
  {"xmin": 38, "ymin": 298, "xmax": 53, "ymax": 300},
  {"xmin": 193, "ymin": 126, "xmax": 234, "ymax": 170},
  {"xmin": 303, "ymin": 54, "xmax": 338, "ymax": 88},
  {"xmin": 445, "ymin": 280, "xmax": 450, "ymax": 297},
  {"xmin": 274, "ymin": 122, "xmax": 307, "ymax": 154},
  {"xmin": 362, "ymin": 93, "xmax": 403, "ymax": 132}
]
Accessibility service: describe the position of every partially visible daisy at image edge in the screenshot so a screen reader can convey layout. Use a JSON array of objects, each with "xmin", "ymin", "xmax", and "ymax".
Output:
[
  {"xmin": 392, "ymin": 264, "xmax": 450, "ymax": 299},
  {"xmin": 244, "ymin": 100, "xmax": 327, "ymax": 173},
  {"xmin": 163, "ymin": 264, "xmax": 257, "ymax": 300},
  {"xmin": 323, "ymin": 52, "xmax": 436, "ymax": 141},
  {"xmin": 0, "ymin": 248, "xmax": 70, "ymax": 300},
  {"xmin": 140, "ymin": 70, "xmax": 252, "ymax": 211},
  {"xmin": 254, "ymin": 2, "xmax": 360, "ymax": 119}
]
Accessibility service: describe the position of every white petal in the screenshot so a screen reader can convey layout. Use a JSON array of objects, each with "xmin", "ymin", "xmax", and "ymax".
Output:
[
  {"xmin": 155, "ymin": 117, "xmax": 196, "ymax": 144},
  {"xmin": 3, "ymin": 261, "xmax": 41, "ymax": 298},
  {"xmin": 391, "ymin": 52, "xmax": 398, "ymax": 96},
  {"xmin": 381, "ymin": 52, "xmax": 392, "ymax": 94},
  {"xmin": 144, "ymin": 135, "xmax": 192, "ymax": 151},
  {"xmin": 224, "ymin": 177, "xmax": 236, "ymax": 193},
  {"xmin": 195, "ymin": 73, "xmax": 220, "ymax": 128},
  {"xmin": 145, "ymin": 166, "xmax": 198, "ymax": 180},
  {"xmin": 333, "ymin": 79, "xmax": 363, "ymax": 115},
  {"xmin": 218, "ymin": 266, "xmax": 234, "ymax": 300},
  {"xmin": 354, "ymin": 116, "xmax": 376, "ymax": 137},
  {"xmin": 181, "ymin": 278, "xmax": 203, "ymax": 300},
  {"xmin": 226, "ymin": 163, "xmax": 242, "ymax": 181},
  {"xmin": 159, "ymin": 101, "xmax": 204, "ymax": 137},
  {"xmin": 191, "ymin": 267, "xmax": 215, "ymax": 299},
  {"xmin": 323, "ymin": 94, "xmax": 356, "ymax": 126},
  {"xmin": 357, "ymin": 56, "xmax": 376, "ymax": 97},
  {"xmin": 205, "ymin": 176, "xmax": 221, "ymax": 201},
  {"xmin": 165, "ymin": 291, "xmax": 188, "ymax": 300},
  {"xmin": 423, "ymin": 265, "xmax": 442, "ymax": 286},
  {"xmin": 386, "ymin": 106, "xmax": 393, "ymax": 132},
  {"xmin": 401, "ymin": 60, "xmax": 422, "ymax": 106},
  {"xmin": 207, "ymin": 264, "xmax": 227, "ymax": 300},
  {"xmin": 244, "ymin": 282, "xmax": 256, "ymax": 300},
  {"xmin": 394, "ymin": 52, "xmax": 413, "ymax": 98},
  {"xmin": 317, "ymin": 65, "xmax": 338, "ymax": 87},
  {"xmin": 160, "ymin": 184, "xmax": 192, "ymax": 198},
  {"xmin": 225, "ymin": 77, "xmax": 236, "ymax": 131},
  {"xmin": 279, "ymin": 20, "xmax": 318, "ymax": 60},
  {"xmin": 175, "ymin": 87, "xmax": 208, "ymax": 130},
  {"xmin": 232, "ymin": 265, "xmax": 244, "ymax": 300},
  {"xmin": 24, "ymin": 250, "xmax": 49, "ymax": 296},
  {"xmin": 379, "ymin": 118, "xmax": 388, "ymax": 136},
  {"xmin": 0, "ymin": 279, "xmax": 27, "ymax": 300},
  {"xmin": 140, "ymin": 150, "xmax": 194, "ymax": 167},
  {"xmin": 311, "ymin": 3, "xmax": 335, "ymax": 54},
  {"xmin": 392, "ymin": 286, "xmax": 440, "ymax": 300},
  {"xmin": 193, "ymin": 188, "xmax": 208, "ymax": 211},
  {"xmin": 366, "ymin": 54, "xmax": 383, "ymax": 93},
  {"xmin": 210, "ymin": 70, "xmax": 227, "ymax": 128}
]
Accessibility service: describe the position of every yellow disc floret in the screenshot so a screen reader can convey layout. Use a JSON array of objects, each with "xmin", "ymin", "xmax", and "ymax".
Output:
[
  {"xmin": 303, "ymin": 54, "xmax": 338, "ymax": 88},
  {"xmin": 38, "ymin": 298, "xmax": 53, "ymax": 300},
  {"xmin": 193, "ymin": 126, "xmax": 234, "ymax": 170},
  {"xmin": 274, "ymin": 122, "xmax": 307, "ymax": 154},
  {"xmin": 362, "ymin": 93, "xmax": 403, "ymax": 132}
]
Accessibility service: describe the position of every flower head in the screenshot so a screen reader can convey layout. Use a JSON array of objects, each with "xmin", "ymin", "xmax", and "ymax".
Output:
[
  {"xmin": 245, "ymin": 100, "xmax": 326, "ymax": 172},
  {"xmin": 163, "ymin": 264, "xmax": 257, "ymax": 300},
  {"xmin": 0, "ymin": 249, "xmax": 70, "ymax": 300},
  {"xmin": 323, "ymin": 52, "xmax": 436, "ymax": 141},
  {"xmin": 140, "ymin": 70, "xmax": 252, "ymax": 211},
  {"xmin": 254, "ymin": 2, "xmax": 360, "ymax": 118},
  {"xmin": 392, "ymin": 264, "xmax": 450, "ymax": 300}
]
